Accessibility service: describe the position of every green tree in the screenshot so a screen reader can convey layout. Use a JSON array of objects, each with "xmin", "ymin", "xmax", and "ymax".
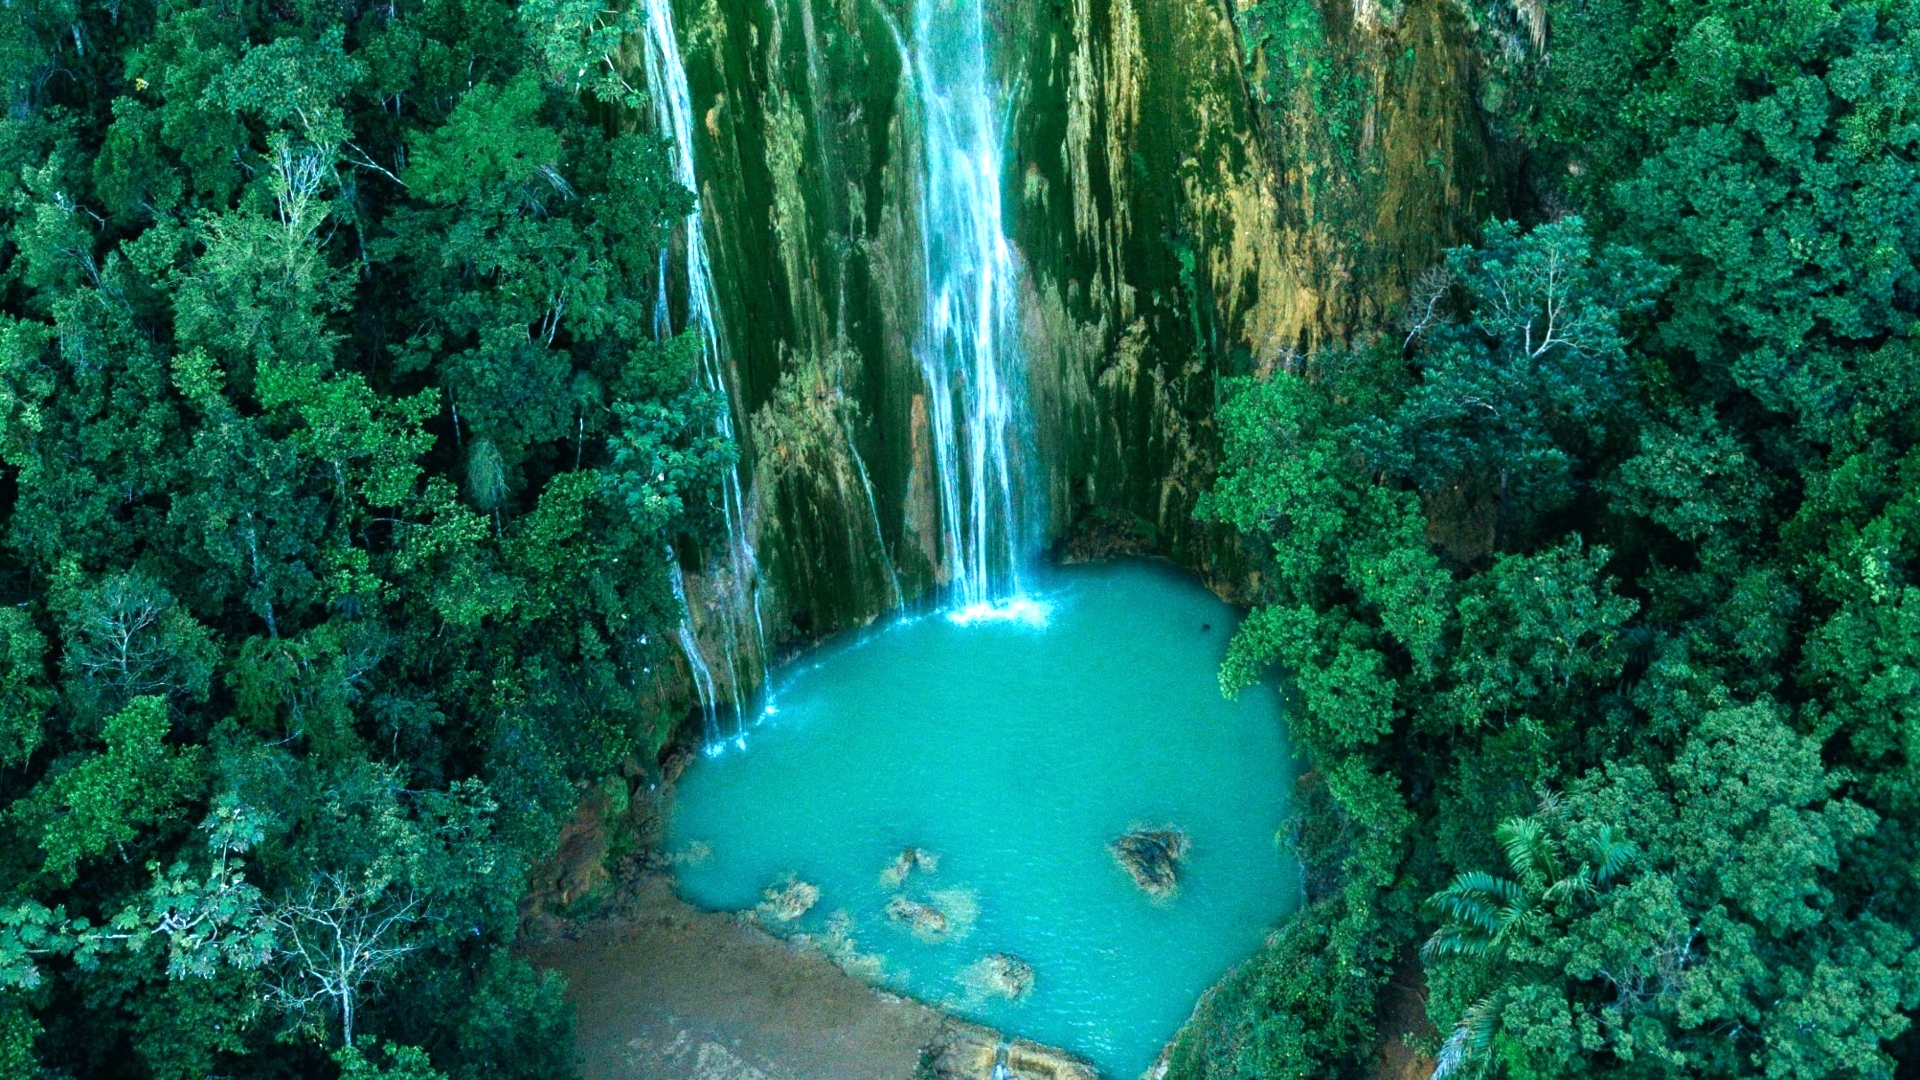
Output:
[
  {"xmin": 14, "ymin": 696, "xmax": 203, "ymax": 885},
  {"xmin": 0, "ymin": 1, "xmax": 711, "ymax": 1074}
]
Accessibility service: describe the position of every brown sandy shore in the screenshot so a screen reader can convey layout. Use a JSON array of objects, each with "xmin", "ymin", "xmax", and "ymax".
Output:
[{"xmin": 524, "ymin": 876, "xmax": 1102, "ymax": 1080}]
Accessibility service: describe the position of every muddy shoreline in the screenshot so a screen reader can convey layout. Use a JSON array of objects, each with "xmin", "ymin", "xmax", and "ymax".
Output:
[{"xmin": 524, "ymin": 875, "xmax": 1102, "ymax": 1080}]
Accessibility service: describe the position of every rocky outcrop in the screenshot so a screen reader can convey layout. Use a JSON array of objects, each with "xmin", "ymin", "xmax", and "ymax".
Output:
[
  {"xmin": 1005, "ymin": 1039, "xmax": 1101, "ymax": 1080},
  {"xmin": 1110, "ymin": 826, "xmax": 1190, "ymax": 897},
  {"xmin": 521, "ymin": 771, "xmax": 669, "ymax": 926},
  {"xmin": 755, "ymin": 876, "xmax": 821, "ymax": 923},
  {"xmin": 923, "ymin": 1023, "xmax": 1099, "ymax": 1080},
  {"xmin": 961, "ymin": 953, "xmax": 1036, "ymax": 1001},
  {"xmin": 886, "ymin": 896, "xmax": 949, "ymax": 937},
  {"xmin": 925, "ymin": 1027, "xmax": 1000, "ymax": 1079},
  {"xmin": 880, "ymin": 845, "xmax": 941, "ymax": 888}
]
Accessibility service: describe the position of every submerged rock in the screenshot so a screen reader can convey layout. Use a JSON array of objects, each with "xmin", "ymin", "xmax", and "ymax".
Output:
[
  {"xmin": 797, "ymin": 909, "xmax": 887, "ymax": 982},
  {"xmin": 670, "ymin": 840, "xmax": 713, "ymax": 866},
  {"xmin": 961, "ymin": 953, "xmax": 1035, "ymax": 1000},
  {"xmin": 884, "ymin": 887, "xmax": 979, "ymax": 944},
  {"xmin": 879, "ymin": 845, "xmax": 941, "ymax": 888},
  {"xmin": 755, "ymin": 876, "xmax": 820, "ymax": 923},
  {"xmin": 1109, "ymin": 826, "xmax": 1190, "ymax": 897},
  {"xmin": 885, "ymin": 896, "xmax": 950, "ymax": 939}
]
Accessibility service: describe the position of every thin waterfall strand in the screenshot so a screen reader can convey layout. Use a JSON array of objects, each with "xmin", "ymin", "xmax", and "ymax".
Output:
[
  {"xmin": 669, "ymin": 563, "xmax": 722, "ymax": 747},
  {"xmin": 844, "ymin": 413, "xmax": 906, "ymax": 608},
  {"xmin": 643, "ymin": 0, "xmax": 770, "ymax": 748}
]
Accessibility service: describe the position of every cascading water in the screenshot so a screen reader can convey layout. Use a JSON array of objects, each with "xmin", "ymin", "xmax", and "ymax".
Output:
[
  {"xmin": 643, "ymin": 0, "xmax": 771, "ymax": 749},
  {"xmin": 669, "ymin": 562, "xmax": 723, "ymax": 747},
  {"xmin": 901, "ymin": 0, "xmax": 1035, "ymax": 614}
]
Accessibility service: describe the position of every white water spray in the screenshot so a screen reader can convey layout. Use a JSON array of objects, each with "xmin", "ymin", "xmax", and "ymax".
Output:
[
  {"xmin": 900, "ymin": 0, "xmax": 1034, "ymax": 611},
  {"xmin": 643, "ymin": 0, "xmax": 770, "ymax": 749}
]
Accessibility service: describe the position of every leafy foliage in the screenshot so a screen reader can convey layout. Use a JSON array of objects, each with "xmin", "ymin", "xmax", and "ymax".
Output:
[
  {"xmin": 0, "ymin": 2, "xmax": 713, "ymax": 1075},
  {"xmin": 1182, "ymin": 1, "xmax": 1920, "ymax": 1077}
]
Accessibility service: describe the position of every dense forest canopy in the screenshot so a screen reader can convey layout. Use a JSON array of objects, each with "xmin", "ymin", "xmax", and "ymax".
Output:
[
  {"xmin": 2, "ymin": 0, "xmax": 1918, "ymax": 1079},
  {"xmin": 1172, "ymin": 0, "xmax": 1920, "ymax": 1078},
  {"xmin": 0, "ymin": 2, "xmax": 723, "ymax": 1076}
]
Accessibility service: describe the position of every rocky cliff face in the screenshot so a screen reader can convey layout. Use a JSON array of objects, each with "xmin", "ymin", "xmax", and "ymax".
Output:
[{"xmin": 655, "ymin": 0, "xmax": 1500, "ymax": 699}]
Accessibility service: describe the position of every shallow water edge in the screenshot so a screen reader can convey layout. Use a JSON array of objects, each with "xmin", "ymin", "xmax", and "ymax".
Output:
[{"xmin": 524, "ymin": 874, "xmax": 1111, "ymax": 1080}]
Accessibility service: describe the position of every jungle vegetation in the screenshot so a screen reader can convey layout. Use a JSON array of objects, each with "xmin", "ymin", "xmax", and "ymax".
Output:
[
  {"xmin": 1172, "ymin": 0, "xmax": 1920, "ymax": 1078},
  {"xmin": 1, "ymin": 0, "xmax": 1917, "ymax": 1079},
  {"xmin": 0, "ymin": 2, "xmax": 724, "ymax": 1076}
]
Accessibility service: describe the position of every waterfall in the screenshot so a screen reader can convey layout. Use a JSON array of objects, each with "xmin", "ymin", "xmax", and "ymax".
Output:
[
  {"xmin": 901, "ymin": 0, "xmax": 1035, "ymax": 614},
  {"xmin": 643, "ymin": 0, "xmax": 769, "ymax": 749},
  {"xmin": 669, "ymin": 563, "xmax": 722, "ymax": 747}
]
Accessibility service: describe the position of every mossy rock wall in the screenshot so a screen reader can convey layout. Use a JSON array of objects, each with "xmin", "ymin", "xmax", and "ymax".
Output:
[{"xmin": 660, "ymin": 0, "xmax": 1498, "ymax": 655}]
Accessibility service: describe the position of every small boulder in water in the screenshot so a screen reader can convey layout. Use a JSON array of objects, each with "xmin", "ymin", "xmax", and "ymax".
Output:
[
  {"xmin": 1109, "ymin": 826, "xmax": 1190, "ymax": 897},
  {"xmin": 756, "ymin": 876, "xmax": 820, "ymax": 923},
  {"xmin": 963, "ymin": 952, "xmax": 1035, "ymax": 1000},
  {"xmin": 879, "ymin": 845, "xmax": 940, "ymax": 888},
  {"xmin": 885, "ymin": 896, "xmax": 951, "ymax": 939}
]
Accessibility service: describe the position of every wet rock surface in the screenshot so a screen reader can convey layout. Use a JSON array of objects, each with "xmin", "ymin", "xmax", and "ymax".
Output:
[
  {"xmin": 885, "ymin": 896, "xmax": 951, "ymax": 939},
  {"xmin": 754, "ymin": 877, "xmax": 819, "ymax": 923},
  {"xmin": 1109, "ymin": 827, "xmax": 1190, "ymax": 897},
  {"xmin": 1005, "ymin": 1039, "xmax": 1101, "ymax": 1080},
  {"xmin": 961, "ymin": 953, "xmax": 1036, "ymax": 1000},
  {"xmin": 880, "ymin": 845, "xmax": 941, "ymax": 888},
  {"xmin": 924, "ymin": 1024, "xmax": 1099, "ymax": 1080}
]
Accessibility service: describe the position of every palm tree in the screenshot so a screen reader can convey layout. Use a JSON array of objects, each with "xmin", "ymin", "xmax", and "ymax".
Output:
[{"xmin": 1424, "ymin": 804, "xmax": 1638, "ymax": 1078}]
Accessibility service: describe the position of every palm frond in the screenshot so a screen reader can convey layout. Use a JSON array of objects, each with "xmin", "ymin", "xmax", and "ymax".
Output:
[
  {"xmin": 1543, "ymin": 864, "xmax": 1596, "ymax": 904},
  {"xmin": 1431, "ymin": 872, "xmax": 1526, "ymax": 933},
  {"xmin": 1590, "ymin": 826, "xmax": 1639, "ymax": 885},
  {"xmin": 1535, "ymin": 788, "xmax": 1566, "ymax": 820},
  {"xmin": 1492, "ymin": 893, "xmax": 1534, "ymax": 943},
  {"xmin": 1495, "ymin": 816, "xmax": 1558, "ymax": 888},
  {"xmin": 1429, "ymin": 870, "xmax": 1530, "ymax": 958},
  {"xmin": 1422, "ymin": 925, "xmax": 1494, "ymax": 960},
  {"xmin": 1433, "ymin": 995, "xmax": 1500, "ymax": 1080}
]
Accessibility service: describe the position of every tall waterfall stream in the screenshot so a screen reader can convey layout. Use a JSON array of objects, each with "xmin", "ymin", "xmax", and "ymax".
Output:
[
  {"xmin": 643, "ymin": 0, "xmax": 771, "ymax": 748},
  {"xmin": 650, "ymin": 0, "xmax": 1047, "ymax": 745},
  {"xmin": 902, "ymin": 0, "xmax": 1034, "ymax": 612}
]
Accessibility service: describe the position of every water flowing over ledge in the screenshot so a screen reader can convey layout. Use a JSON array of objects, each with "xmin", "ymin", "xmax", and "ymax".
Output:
[
  {"xmin": 643, "ymin": 0, "xmax": 772, "ymax": 747},
  {"xmin": 636, "ymin": 0, "xmax": 1493, "ymax": 741},
  {"xmin": 901, "ymin": 0, "xmax": 1037, "ymax": 611}
]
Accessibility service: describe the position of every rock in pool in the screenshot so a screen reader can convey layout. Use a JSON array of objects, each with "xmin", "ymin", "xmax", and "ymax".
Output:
[
  {"xmin": 963, "ymin": 953, "xmax": 1035, "ymax": 1000},
  {"xmin": 885, "ymin": 896, "xmax": 950, "ymax": 940},
  {"xmin": 879, "ymin": 845, "xmax": 940, "ymax": 888},
  {"xmin": 756, "ymin": 876, "xmax": 820, "ymax": 923},
  {"xmin": 1109, "ymin": 826, "xmax": 1190, "ymax": 897}
]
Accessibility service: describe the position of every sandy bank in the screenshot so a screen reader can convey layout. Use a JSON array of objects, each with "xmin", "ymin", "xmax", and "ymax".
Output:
[{"xmin": 525, "ymin": 876, "xmax": 1097, "ymax": 1080}]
